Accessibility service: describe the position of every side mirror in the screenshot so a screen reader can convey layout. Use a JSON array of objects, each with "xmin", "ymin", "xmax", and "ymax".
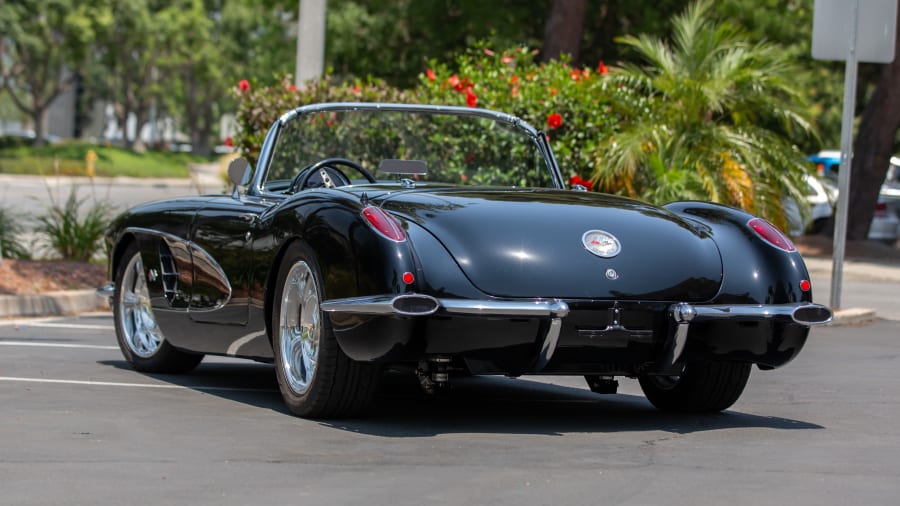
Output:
[{"xmin": 228, "ymin": 157, "xmax": 251, "ymax": 198}]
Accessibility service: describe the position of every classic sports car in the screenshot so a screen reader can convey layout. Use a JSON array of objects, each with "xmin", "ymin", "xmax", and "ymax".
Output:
[{"xmin": 99, "ymin": 103, "xmax": 832, "ymax": 418}]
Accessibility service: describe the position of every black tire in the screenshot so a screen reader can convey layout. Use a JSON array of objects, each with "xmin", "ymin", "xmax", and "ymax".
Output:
[
  {"xmin": 113, "ymin": 242, "xmax": 204, "ymax": 373},
  {"xmin": 271, "ymin": 241, "xmax": 380, "ymax": 418},
  {"xmin": 638, "ymin": 360, "xmax": 751, "ymax": 413}
]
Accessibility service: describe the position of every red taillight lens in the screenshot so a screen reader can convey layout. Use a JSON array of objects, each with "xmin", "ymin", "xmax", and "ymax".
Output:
[
  {"xmin": 874, "ymin": 202, "xmax": 888, "ymax": 218},
  {"xmin": 362, "ymin": 206, "xmax": 406, "ymax": 242},
  {"xmin": 747, "ymin": 218, "xmax": 796, "ymax": 252}
]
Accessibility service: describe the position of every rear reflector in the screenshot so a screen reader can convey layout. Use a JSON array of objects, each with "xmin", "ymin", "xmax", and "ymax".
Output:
[
  {"xmin": 874, "ymin": 202, "xmax": 888, "ymax": 218},
  {"xmin": 362, "ymin": 206, "xmax": 406, "ymax": 242},
  {"xmin": 747, "ymin": 218, "xmax": 796, "ymax": 252}
]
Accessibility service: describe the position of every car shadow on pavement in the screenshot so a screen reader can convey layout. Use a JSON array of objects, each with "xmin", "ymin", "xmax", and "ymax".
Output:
[{"xmin": 98, "ymin": 359, "xmax": 824, "ymax": 437}]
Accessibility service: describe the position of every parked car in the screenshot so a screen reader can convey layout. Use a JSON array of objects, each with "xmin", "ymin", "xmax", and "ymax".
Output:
[
  {"xmin": 786, "ymin": 174, "xmax": 835, "ymax": 236},
  {"xmin": 803, "ymin": 152, "xmax": 899, "ymax": 243},
  {"xmin": 98, "ymin": 103, "xmax": 832, "ymax": 418}
]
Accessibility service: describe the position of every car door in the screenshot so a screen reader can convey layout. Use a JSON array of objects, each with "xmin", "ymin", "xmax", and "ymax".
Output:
[{"xmin": 188, "ymin": 195, "xmax": 273, "ymax": 325}]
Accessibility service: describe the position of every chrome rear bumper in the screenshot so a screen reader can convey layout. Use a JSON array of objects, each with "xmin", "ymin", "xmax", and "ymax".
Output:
[
  {"xmin": 322, "ymin": 295, "xmax": 831, "ymax": 326},
  {"xmin": 670, "ymin": 302, "xmax": 833, "ymax": 326},
  {"xmin": 322, "ymin": 295, "xmax": 831, "ymax": 372}
]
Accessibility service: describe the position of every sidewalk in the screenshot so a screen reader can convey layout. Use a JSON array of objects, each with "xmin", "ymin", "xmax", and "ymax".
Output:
[{"xmin": 804, "ymin": 256, "xmax": 900, "ymax": 283}]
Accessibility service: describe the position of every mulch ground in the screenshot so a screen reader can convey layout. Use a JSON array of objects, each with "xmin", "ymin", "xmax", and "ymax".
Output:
[{"xmin": 0, "ymin": 259, "xmax": 108, "ymax": 295}]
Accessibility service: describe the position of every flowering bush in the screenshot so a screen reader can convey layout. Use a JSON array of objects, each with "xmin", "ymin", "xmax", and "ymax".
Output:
[
  {"xmin": 233, "ymin": 48, "xmax": 622, "ymax": 186},
  {"xmin": 416, "ymin": 46, "xmax": 622, "ymax": 187},
  {"xmin": 232, "ymin": 74, "xmax": 411, "ymax": 166}
]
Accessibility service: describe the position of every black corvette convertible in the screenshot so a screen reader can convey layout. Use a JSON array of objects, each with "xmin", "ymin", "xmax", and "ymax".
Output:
[{"xmin": 99, "ymin": 102, "xmax": 832, "ymax": 418}]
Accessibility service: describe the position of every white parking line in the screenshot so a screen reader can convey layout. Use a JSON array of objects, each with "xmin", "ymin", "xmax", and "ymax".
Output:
[
  {"xmin": 0, "ymin": 341, "xmax": 119, "ymax": 350},
  {"xmin": 18, "ymin": 322, "xmax": 114, "ymax": 331},
  {"xmin": 0, "ymin": 317, "xmax": 113, "ymax": 330},
  {"xmin": 0, "ymin": 376, "xmax": 276, "ymax": 392}
]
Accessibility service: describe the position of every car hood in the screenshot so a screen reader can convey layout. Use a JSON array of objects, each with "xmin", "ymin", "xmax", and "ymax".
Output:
[{"xmin": 379, "ymin": 189, "xmax": 723, "ymax": 301}]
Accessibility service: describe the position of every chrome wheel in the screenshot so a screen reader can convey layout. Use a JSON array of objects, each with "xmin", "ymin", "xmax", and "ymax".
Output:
[
  {"xmin": 278, "ymin": 260, "xmax": 320, "ymax": 395},
  {"xmin": 118, "ymin": 253, "xmax": 163, "ymax": 358}
]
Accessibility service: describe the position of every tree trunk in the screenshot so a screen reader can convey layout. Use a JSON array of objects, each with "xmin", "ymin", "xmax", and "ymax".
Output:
[
  {"xmin": 31, "ymin": 108, "xmax": 46, "ymax": 148},
  {"xmin": 191, "ymin": 107, "xmax": 213, "ymax": 157},
  {"xmin": 848, "ymin": 7, "xmax": 900, "ymax": 241},
  {"xmin": 541, "ymin": 0, "xmax": 588, "ymax": 64},
  {"xmin": 132, "ymin": 109, "xmax": 147, "ymax": 152}
]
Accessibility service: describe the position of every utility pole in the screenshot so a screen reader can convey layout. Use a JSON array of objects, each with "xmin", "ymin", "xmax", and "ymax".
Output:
[{"xmin": 295, "ymin": 0, "xmax": 326, "ymax": 88}]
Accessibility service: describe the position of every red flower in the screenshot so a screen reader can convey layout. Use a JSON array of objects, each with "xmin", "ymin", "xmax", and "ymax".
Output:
[
  {"xmin": 510, "ymin": 75, "xmax": 519, "ymax": 84},
  {"xmin": 501, "ymin": 55, "xmax": 514, "ymax": 64},
  {"xmin": 466, "ymin": 88, "xmax": 478, "ymax": 107},
  {"xmin": 238, "ymin": 79, "xmax": 250, "ymax": 92},
  {"xmin": 511, "ymin": 86, "xmax": 519, "ymax": 97},
  {"xmin": 547, "ymin": 112, "xmax": 563, "ymax": 129},
  {"xmin": 569, "ymin": 175, "xmax": 593, "ymax": 191},
  {"xmin": 447, "ymin": 74, "xmax": 461, "ymax": 91},
  {"xmin": 483, "ymin": 48, "xmax": 495, "ymax": 56},
  {"xmin": 570, "ymin": 69, "xmax": 581, "ymax": 81},
  {"xmin": 223, "ymin": 136, "xmax": 233, "ymax": 148},
  {"xmin": 351, "ymin": 85, "xmax": 362, "ymax": 95},
  {"xmin": 426, "ymin": 68, "xmax": 436, "ymax": 81},
  {"xmin": 597, "ymin": 61, "xmax": 608, "ymax": 76}
]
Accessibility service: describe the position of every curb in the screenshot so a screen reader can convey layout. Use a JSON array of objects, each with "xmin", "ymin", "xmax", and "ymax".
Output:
[
  {"xmin": 827, "ymin": 307, "xmax": 878, "ymax": 326},
  {"xmin": 0, "ymin": 290, "xmax": 109, "ymax": 318}
]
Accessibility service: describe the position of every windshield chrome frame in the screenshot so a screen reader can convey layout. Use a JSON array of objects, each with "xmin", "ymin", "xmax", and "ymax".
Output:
[{"xmin": 248, "ymin": 102, "xmax": 565, "ymax": 195}]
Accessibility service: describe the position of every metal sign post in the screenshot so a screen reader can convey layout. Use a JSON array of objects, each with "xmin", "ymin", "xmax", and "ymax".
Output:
[
  {"xmin": 830, "ymin": 3, "xmax": 860, "ymax": 310},
  {"xmin": 812, "ymin": 0, "xmax": 897, "ymax": 309}
]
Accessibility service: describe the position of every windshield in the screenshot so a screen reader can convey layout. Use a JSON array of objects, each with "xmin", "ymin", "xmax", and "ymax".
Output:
[{"xmin": 263, "ymin": 107, "xmax": 554, "ymax": 190}]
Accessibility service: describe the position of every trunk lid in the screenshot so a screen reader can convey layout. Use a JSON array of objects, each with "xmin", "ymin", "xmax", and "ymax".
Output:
[{"xmin": 380, "ymin": 189, "xmax": 722, "ymax": 301}]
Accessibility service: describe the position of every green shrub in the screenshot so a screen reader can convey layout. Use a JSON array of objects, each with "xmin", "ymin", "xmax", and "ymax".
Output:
[
  {"xmin": 37, "ymin": 187, "xmax": 113, "ymax": 262},
  {"xmin": 0, "ymin": 206, "xmax": 31, "ymax": 259}
]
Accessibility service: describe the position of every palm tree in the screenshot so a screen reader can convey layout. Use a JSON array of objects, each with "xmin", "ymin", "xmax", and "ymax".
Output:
[{"xmin": 594, "ymin": 0, "xmax": 816, "ymax": 229}]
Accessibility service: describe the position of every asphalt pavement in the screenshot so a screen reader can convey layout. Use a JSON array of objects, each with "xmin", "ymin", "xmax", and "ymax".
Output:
[{"xmin": 1, "ymin": 313, "xmax": 898, "ymax": 505}]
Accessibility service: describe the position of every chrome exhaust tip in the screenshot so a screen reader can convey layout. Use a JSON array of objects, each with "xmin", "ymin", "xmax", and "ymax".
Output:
[
  {"xmin": 792, "ymin": 304, "xmax": 833, "ymax": 326},
  {"xmin": 391, "ymin": 294, "xmax": 440, "ymax": 316}
]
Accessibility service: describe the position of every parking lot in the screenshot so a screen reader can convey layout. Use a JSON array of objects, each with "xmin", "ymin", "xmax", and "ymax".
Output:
[{"xmin": 2, "ymin": 312, "xmax": 899, "ymax": 505}]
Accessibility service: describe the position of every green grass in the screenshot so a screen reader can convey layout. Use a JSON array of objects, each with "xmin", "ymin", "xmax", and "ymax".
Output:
[{"xmin": 0, "ymin": 142, "xmax": 213, "ymax": 178}]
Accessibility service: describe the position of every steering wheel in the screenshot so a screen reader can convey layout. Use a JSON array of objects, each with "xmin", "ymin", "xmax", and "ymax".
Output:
[{"xmin": 289, "ymin": 157, "xmax": 376, "ymax": 193}]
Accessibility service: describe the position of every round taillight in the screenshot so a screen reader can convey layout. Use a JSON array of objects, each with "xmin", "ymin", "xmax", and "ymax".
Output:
[
  {"xmin": 402, "ymin": 272, "xmax": 415, "ymax": 284},
  {"xmin": 747, "ymin": 218, "xmax": 796, "ymax": 252},
  {"xmin": 362, "ymin": 206, "xmax": 406, "ymax": 242},
  {"xmin": 800, "ymin": 279, "xmax": 811, "ymax": 292}
]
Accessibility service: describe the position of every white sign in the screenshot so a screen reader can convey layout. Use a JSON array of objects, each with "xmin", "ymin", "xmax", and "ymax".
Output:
[{"xmin": 813, "ymin": 0, "xmax": 897, "ymax": 63}]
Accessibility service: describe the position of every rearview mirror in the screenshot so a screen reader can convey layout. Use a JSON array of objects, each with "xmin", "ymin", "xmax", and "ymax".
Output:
[{"xmin": 228, "ymin": 157, "xmax": 251, "ymax": 198}]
